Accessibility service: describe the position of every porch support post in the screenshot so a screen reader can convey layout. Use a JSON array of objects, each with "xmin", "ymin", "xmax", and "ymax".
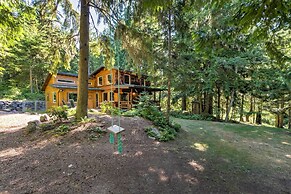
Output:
[{"xmin": 130, "ymin": 88, "xmax": 133, "ymax": 109}]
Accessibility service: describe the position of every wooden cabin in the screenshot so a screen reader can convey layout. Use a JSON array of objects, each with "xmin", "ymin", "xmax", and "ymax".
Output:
[{"xmin": 42, "ymin": 66, "xmax": 163, "ymax": 110}]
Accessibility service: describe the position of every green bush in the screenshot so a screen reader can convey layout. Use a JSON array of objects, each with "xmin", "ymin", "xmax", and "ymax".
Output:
[
  {"xmin": 52, "ymin": 124, "xmax": 70, "ymax": 136},
  {"xmin": 48, "ymin": 106, "xmax": 68, "ymax": 122},
  {"xmin": 122, "ymin": 108, "xmax": 139, "ymax": 117},
  {"xmin": 137, "ymin": 93, "xmax": 180, "ymax": 141},
  {"xmin": 100, "ymin": 101, "xmax": 119, "ymax": 115}
]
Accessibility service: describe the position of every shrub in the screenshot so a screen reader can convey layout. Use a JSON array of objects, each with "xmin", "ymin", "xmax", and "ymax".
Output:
[
  {"xmin": 122, "ymin": 108, "xmax": 139, "ymax": 117},
  {"xmin": 48, "ymin": 106, "xmax": 68, "ymax": 122},
  {"xmin": 136, "ymin": 93, "xmax": 179, "ymax": 141},
  {"xmin": 100, "ymin": 101, "xmax": 119, "ymax": 115},
  {"xmin": 52, "ymin": 124, "xmax": 70, "ymax": 136}
]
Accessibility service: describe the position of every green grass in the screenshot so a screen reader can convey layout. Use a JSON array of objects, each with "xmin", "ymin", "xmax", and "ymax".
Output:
[{"xmin": 173, "ymin": 118, "xmax": 291, "ymax": 178}]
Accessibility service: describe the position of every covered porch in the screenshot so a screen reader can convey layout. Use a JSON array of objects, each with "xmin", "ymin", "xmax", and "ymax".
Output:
[{"xmin": 113, "ymin": 84, "xmax": 164, "ymax": 109}]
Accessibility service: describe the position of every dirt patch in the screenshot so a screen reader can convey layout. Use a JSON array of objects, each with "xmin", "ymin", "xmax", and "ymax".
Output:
[{"xmin": 0, "ymin": 116, "xmax": 290, "ymax": 193}]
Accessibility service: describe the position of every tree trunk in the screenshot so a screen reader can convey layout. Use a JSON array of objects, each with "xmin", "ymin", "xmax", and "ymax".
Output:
[
  {"xmin": 288, "ymin": 106, "xmax": 291, "ymax": 130},
  {"xmin": 239, "ymin": 94, "xmax": 244, "ymax": 122},
  {"xmin": 181, "ymin": 94, "xmax": 186, "ymax": 111},
  {"xmin": 76, "ymin": 0, "xmax": 89, "ymax": 120},
  {"xmin": 199, "ymin": 93, "xmax": 202, "ymax": 114},
  {"xmin": 217, "ymin": 86, "xmax": 221, "ymax": 120},
  {"xmin": 252, "ymin": 98, "xmax": 256, "ymax": 124},
  {"xmin": 246, "ymin": 96, "xmax": 252, "ymax": 122},
  {"xmin": 275, "ymin": 99, "xmax": 284, "ymax": 128},
  {"xmin": 225, "ymin": 90, "xmax": 235, "ymax": 122},
  {"xmin": 166, "ymin": 9, "xmax": 172, "ymax": 123},
  {"xmin": 30, "ymin": 65, "xmax": 33, "ymax": 93},
  {"xmin": 256, "ymin": 100, "xmax": 262, "ymax": 125}
]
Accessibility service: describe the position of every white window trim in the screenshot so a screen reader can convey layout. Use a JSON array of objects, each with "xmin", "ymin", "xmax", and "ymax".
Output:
[
  {"xmin": 108, "ymin": 91, "xmax": 114, "ymax": 102},
  {"xmin": 107, "ymin": 74, "xmax": 112, "ymax": 85},
  {"xmin": 98, "ymin": 76, "xmax": 103, "ymax": 86}
]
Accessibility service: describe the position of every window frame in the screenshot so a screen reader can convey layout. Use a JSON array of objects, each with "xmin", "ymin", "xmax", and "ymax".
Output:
[
  {"xmin": 98, "ymin": 76, "xmax": 103, "ymax": 86},
  {"xmin": 124, "ymin": 74, "xmax": 130, "ymax": 85},
  {"xmin": 103, "ymin": 92, "xmax": 108, "ymax": 101},
  {"xmin": 107, "ymin": 74, "xmax": 112, "ymax": 85},
  {"xmin": 53, "ymin": 92, "xmax": 57, "ymax": 103},
  {"xmin": 108, "ymin": 91, "xmax": 114, "ymax": 101},
  {"xmin": 68, "ymin": 92, "xmax": 78, "ymax": 102}
]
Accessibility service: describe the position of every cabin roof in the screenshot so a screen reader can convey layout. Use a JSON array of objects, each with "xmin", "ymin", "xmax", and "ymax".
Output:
[{"xmin": 42, "ymin": 72, "xmax": 78, "ymax": 91}]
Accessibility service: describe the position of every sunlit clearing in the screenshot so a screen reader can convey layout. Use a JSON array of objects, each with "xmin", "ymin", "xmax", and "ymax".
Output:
[
  {"xmin": 148, "ymin": 167, "xmax": 169, "ymax": 182},
  {"xmin": 134, "ymin": 151, "xmax": 143, "ymax": 156},
  {"xmin": 191, "ymin": 142, "xmax": 208, "ymax": 151},
  {"xmin": 0, "ymin": 148, "xmax": 24, "ymax": 161},
  {"xmin": 199, "ymin": 127, "xmax": 203, "ymax": 129},
  {"xmin": 188, "ymin": 160, "xmax": 204, "ymax": 172},
  {"xmin": 282, "ymin": 142, "xmax": 291, "ymax": 146}
]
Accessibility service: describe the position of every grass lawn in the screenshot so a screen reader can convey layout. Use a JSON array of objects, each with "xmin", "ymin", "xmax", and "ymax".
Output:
[{"xmin": 173, "ymin": 118, "xmax": 291, "ymax": 193}]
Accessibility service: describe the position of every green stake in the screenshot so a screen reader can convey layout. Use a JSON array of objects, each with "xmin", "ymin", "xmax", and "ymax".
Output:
[
  {"xmin": 109, "ymin": 133, "xmax": 114, "ymax": 144},
  {"xmin": 117, "ymin": 133, "xmax": 123, "ymax": 153}
]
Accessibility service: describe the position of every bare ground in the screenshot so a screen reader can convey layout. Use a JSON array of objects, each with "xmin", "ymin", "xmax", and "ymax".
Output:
[{"xmin": 0, "ymin": 113, "xmax": 290, "ymax": 194}]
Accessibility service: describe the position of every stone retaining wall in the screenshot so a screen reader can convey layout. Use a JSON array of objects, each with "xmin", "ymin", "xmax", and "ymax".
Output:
[{"xmin": 0, "ymin": 100, "xmax": 46, "ymax": 112}]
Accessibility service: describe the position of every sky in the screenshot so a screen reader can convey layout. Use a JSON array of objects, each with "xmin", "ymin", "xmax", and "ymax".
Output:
[{"xmin": 70, "ymin": 0, "xmax": 107, "ymax": 33}]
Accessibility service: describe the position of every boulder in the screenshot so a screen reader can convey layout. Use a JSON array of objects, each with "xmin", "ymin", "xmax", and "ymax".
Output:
[
  {"xmin": 40, "ymin": 114, "xmax": 49, "ymax": 122},
  {"xmin": 26, "ymin": 120, "xmax": 40, "ymax": 133}
]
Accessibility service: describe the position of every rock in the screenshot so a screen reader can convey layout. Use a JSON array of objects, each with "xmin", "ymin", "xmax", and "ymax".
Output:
[
  {"xmin": 151, "ymin": 127, "xmax": 161, "ymax": 138},
  {"xmin": 40, "ymin": 114, "xmax": 49, "ymax": 122},
  {"xmin": 38, "ymin": 123, "xmax": 55, "ymax": 131},
  {"xmin": 26, "ymin": 120, "xmax": 40, "ymax": 133}
]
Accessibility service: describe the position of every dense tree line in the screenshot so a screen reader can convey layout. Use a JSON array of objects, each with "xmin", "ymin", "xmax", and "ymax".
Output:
[{"xmin": 0, "ymin": 0, "xmax": 290, "ymax": 128}]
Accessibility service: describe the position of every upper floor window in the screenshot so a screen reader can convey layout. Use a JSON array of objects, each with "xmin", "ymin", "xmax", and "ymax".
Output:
[
  {"xmin": 57, "ymin": 79, "xmax": 74, "ymax": 84},
  {"xmin": 98, "ymin": 76, "xmax": 103, "ymax": 86},
  {"xmin": 124, "ymin": 75, "xmax": 130, "ymax": 84},
  {"xmin": 107, "ymin": 74, "xmax": 112, "ymax": 84}
]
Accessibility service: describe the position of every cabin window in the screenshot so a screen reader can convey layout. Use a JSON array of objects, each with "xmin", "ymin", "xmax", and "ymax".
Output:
[
  {"xmin": 57, "ymin": 79, "xmax": 74, "ymax": 84},
  {"xmin": 109, "ymin": 92, "xmax": 114, "ymax": 101},
  {"xmin": 107, "ymin": 74, "xmax": 112, "ymax": 84},
  {"xmin": 124, "ymin": 75, "xmax": 130, "ymax": 84},
  {"xmin": 68, "ymin": 93, "xmax": 77, "ymax": 102},
  {"xmin": 98, "ymin": 76, "xmax": 103, "ymax": 86},
  {"xmin": 53, "ymin": 92, "xmax": 57, "ymax": 103},
  {"xmin": 103, "ymin": 92, "xmax": 108, "ymax": 101}
]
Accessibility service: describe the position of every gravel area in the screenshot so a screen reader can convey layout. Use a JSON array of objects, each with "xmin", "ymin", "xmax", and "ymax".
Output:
[{"xmin": 0, "ymin": 111, "xmax": 40, "ymax": 131}]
